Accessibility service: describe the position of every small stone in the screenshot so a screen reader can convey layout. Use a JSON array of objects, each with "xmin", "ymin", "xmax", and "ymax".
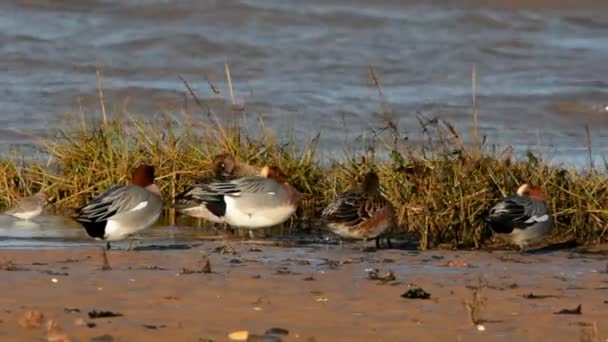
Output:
[
  {"xmin": 476, "ymin": 324, "xmax": 485, "ymax": 331},
  {"xmin": 228, "ymin": 330, "xmax": 249, "ymax": 341}
]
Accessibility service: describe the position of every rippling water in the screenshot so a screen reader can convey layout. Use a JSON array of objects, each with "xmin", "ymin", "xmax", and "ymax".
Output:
[{"xmin": 2, "ymin": 0, "xmax": 608, "ymax": 164}]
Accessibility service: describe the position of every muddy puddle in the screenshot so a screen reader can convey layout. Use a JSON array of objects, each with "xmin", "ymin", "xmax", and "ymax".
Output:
[{"xmin": 0, "ymin": 219, "xmax": 606, "ymax": 341}]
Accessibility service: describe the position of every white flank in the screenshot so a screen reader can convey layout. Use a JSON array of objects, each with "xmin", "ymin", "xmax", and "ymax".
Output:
[
  {"xmin": 524, "ymin": 214, "xmax": 549, "ymax": 224},
  {"xmin": 129, "ymin": 201, "xmax": 148, "ymax": 212},
  {"xmin": 224, "ymin": 196, "xmax": 294, "ymax": 228},
  {"xmin": 104, "ymin": 220, "xmax": 128, "ymax": 241},
  {"xmin": 10, "ymin": 208, "xmax": 43, "ymax": 221}
]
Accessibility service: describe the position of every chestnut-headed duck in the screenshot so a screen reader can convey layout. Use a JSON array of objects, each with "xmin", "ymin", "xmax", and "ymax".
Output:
[
  {"xmin": 71, "ymin": 164, "xmax": 163, "ymax": 249},
  {"xmin": 484, "ymin": 183, "xmax": 552, "ymax": 253},
  {"xmin": 175, "ymin": 166, "xmax": 298, "ymax": 230}
]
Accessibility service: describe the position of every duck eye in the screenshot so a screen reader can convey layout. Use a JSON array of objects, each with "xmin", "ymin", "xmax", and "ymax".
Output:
[{"xmin": 221, "ymin": 163, "xmax": 225, "ymax": 169}]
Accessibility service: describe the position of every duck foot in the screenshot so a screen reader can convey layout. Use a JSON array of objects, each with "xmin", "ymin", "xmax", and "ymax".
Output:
[{"xmin": 375, "ymin": 236, "xmax": 392, "ymax": 249}]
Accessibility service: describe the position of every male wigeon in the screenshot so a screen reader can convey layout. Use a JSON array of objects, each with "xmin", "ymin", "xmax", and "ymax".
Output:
[
  {"xmin": 484, "ymin": 183, "xmax": 553, "ymax": 252},
  {"xmin": 175, "ymin": 166, "xmax": 298, "ymax": 231},
  {"xmin": 5, "ymin": 192, "xmax": 47, "ymax": 221},
  {"xmin": 322, "ymin": 172, "xmax": 395, "ymax": 248},
  {"xmin": 174, "ymin": 153, "xmax": 260, "ymax": 222},
  {"xmin": 71, "ymin": 164, "xmax": 163, "ymax": 249}
]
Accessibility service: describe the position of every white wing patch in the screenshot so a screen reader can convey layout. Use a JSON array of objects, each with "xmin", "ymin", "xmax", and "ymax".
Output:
[
  {"xmin": 525, "ymin": 214, "xmax": 549, "ymax": 224},
  {"xmin": 129, "ymin": 201, "xmax": 148, "ymax": 212},
  {"xmin": 267, "ymin": 192, "xmax": 276, "ymax": 195}
]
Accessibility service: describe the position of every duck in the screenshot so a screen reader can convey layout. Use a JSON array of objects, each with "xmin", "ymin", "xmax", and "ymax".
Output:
[
  {"xmin": 321, "ymin": 172, "xmax": 395, "ymax": 248},
  {"xmin": 5, "ymin": 192, "xmax": 47, "ymax": 221},
  {"xmin": 484, "ymin": 183, "xmax": 553, "ymax": 252},
  {"xmin": 175, "ymin": 166, "xmax": 298, "ymax": 231},
  {"xmin": 173, "ymin": 153, "xmax": 260, "ymax": 222},
  {"xmin": 71, "ymin": 164, "xmax": 163, "ymax": 250},
  {"xmin": 211, "ymin": 152, "xmax": 259, "ymax": 179}
]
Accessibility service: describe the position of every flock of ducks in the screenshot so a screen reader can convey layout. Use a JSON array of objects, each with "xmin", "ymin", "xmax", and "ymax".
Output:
[{"xmin": 3, "ymin": 153, "xmax": 553, "ymax": 252}]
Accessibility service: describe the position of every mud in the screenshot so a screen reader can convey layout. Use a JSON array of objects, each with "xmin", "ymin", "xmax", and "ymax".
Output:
[{"xmin": 0, "ymin": 242, "xmax": 606, "ymax": 341}]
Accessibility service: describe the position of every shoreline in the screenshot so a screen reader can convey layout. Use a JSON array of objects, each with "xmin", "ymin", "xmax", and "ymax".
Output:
[{"xmin": 1, "ymin": 243, "xmax": 606, "ymax": 341}]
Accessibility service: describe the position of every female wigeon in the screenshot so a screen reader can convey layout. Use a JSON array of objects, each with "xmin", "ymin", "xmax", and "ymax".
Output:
[
  {"xmin": 175, "ymin": 166, "xmax": 298, "ymax": 231},
  {"xmin": 321, "ymin": 172, "xmax": 395, "ymax": 248},
  {"xmin": 484, "ymin": 183, "xmax": 553, "ymax": 252},
  {"xmin": 71, "ymin": 164, "xmax": 163, "ymax": 249},
  {"xmin": 173, "ymin": 153, "xmax": 260, "ymax": 222},
  {"xmin": 211, "ymin": 152, "xmax": 259, "ymax": 179},
  {"xmin": 5, "ymin": 192, "xmax": 47, "ymax": 221}
]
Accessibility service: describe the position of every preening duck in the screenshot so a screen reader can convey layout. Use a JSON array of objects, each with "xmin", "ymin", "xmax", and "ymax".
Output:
[
  {"xmin": 484, "ymin": 183, "xmax": 552, "ymax": 252},
  {"xmin": 321, "ymin": 172, "xmax": 395, "ymax": 248}
]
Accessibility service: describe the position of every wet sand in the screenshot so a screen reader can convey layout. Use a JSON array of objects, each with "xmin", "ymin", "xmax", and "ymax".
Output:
[{"xmin": 0, "ymin": 243, "xmax": 606, "ymax": 341}]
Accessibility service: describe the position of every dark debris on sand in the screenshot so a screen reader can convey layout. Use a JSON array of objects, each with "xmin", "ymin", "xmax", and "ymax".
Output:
[
  {"xmin": 265, "ymin": 327, "xmax": 289, "ymax": 336},
  {"xmin": 143, "ymin": 324, "xmax": 166, "ymax": 330},
  {"xmin": 366, "ymin": 269, "xmax": 397, "ymax": 284},
  {"xmin": 88, "ymin": 310, "xmax": 123, "ymax": 319},
  {"xmin": 522, "ymin": 293, "xmax": 558, "ymax": 299},
  {"xmin": 401, "ymin": 287, "xmax": 431, "ymax": 299},
  {"xmin": 91, "ymin": 334, "xmax": 114, "ymax": 342},
  {"xmin": 554, "ymin": 304, "xmax": 582, "ymax": 315},
  {"xmin": 0, "ymin": 260, "xmax": 29, "ymax": 271}
]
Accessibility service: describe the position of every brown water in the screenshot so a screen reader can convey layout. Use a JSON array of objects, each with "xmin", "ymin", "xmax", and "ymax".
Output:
[{"xmin": 2, "ymin": 0, "xmax": 608, "ymax": 164}]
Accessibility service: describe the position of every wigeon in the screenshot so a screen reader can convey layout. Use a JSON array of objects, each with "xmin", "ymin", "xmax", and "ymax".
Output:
[
  {"xmin": 211, "ymin": 152, "xmax": 259, "ymax": 178},
  {"xmin": 174, "ymin": 153, "xmax": 260, "ymax": 222},
  {"xmin": 5, "ymin": 192, "xmax": 47, "ymax": 221},
  {"xmin": 175, "ymin": 166, "xmax": 298, "ymax": 231},
  {"xmin": 484, "ymin": 183, "xmax": 553, "ymax": 252},
  {"xmin": 321, "ymin": 172, "xmax": 395, "ymax": 248},
  {"xmin": 71, "ymin": 164, "xmax": 163, "ymax": 249}
]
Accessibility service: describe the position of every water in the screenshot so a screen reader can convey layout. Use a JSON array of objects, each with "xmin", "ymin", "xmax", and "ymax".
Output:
[{"xmin": 2, "ymin": 0, "xmax": 608, "ymax": 164}]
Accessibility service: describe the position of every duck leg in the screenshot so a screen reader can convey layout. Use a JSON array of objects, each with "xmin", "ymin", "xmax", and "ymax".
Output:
[
  {"xmin": 518, "ymin": 244, "xmax": 527, "ymax": 255},
  {"xmin": 127, "ymin": 238, "xmax": 136, "ymax": 251},
  {"xmin": 360, "ymin": 237, "xmax": 371, "ymax": 251}
]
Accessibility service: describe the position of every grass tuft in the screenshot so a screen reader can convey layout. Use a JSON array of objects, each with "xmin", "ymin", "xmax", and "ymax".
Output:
[{"xmin": 1, "ymin": 86, "xmax": 608, "ymax": 249}]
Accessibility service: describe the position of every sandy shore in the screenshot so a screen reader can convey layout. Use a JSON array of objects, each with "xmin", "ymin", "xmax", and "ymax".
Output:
[{"xmin": 0, "ymin": 243, "xmax": 606, "ymax": 341}]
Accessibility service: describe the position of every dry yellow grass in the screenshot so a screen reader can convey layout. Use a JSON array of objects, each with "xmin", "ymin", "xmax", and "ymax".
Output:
[
  {"xmin": 0, "ymin": 108, "xmax": 606, "ymax": 250},
  {"xmin": 1, "ymin": 66, "xmax": 607, "ymax": 249}
]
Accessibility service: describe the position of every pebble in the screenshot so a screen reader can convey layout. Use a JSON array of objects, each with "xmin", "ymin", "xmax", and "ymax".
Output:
[{"xmin": 228, "ymin": 330, "xmax": 249, "ymax": 341}]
